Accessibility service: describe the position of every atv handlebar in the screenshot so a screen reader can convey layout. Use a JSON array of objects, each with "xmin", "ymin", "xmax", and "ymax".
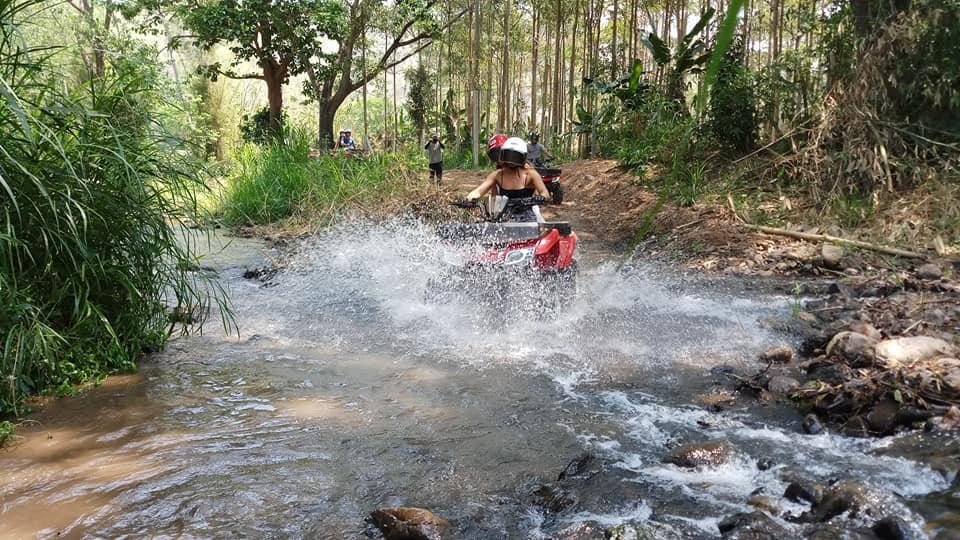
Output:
[{"xmin": 452, "ymin": 196, "xmax": 546, "ymax": 209}]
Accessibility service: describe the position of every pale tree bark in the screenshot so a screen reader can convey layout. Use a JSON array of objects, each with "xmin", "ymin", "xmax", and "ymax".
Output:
[
  {"xmin": 499, "ymin": 0, "xmax": 512, "ymax": 130},
  {"xmin": 611, "ymin": 0, "xmax": 619, "ymax": 77},
  {"xmin": 531, "ymin": 7, "xmax": 538, "ymax": 128}
]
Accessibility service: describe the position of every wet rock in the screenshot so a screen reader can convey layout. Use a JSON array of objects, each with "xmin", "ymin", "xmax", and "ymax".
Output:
[
  {"xmin": 805, "ymin": 363, "xmax": 849, "ymax": 385},
  {"xmin": 821, "ymin": 244, "xmax": 845, "ymax": 268},
  {"xmin": 802, "ymin": 414, "xmax": 824, "ymax": 435},
  {"xmin": 756, "ymin": 458, "xmax": 774, "ymax": 471},
  {"xmin": 897, "ymin": 406, "xmax": 938, "ymax": 425},
  {"xmin": 368, "ymin": 507, "xmax": 452, "ymax": 540},
  {"xmin": 531, "ymin": 483, "xmax": 576, "ymax": 513},
  {"xmin": 842, "ymin": 415, "xmax": 871, "ymax": 437},
  {"xmin": 804, "ymin": 480, "xmax": 894, "ymax": 523},
  {"xmin": 926, "ymin": 406, "xmax": 960, "ymax": 432},
  {"xmin": 606, "ymin": 521, "xmax": 682, "ymax": 540},
  {"xmin": 747, "ymin": 494, "xmax": 780, "ymax": 515},
  {"xmin": 551, "ymin": 521, "xmax": 606, "ymax": 539},
  {"xmin": 929, "ymin": 457, "xmax": 960, "ymax": 484},
  {"xmin": 557, "ymin": 452, "xmax": 601, "ymax": 481},
  {"xmin": 848, "ymin": 321, "xmax": 882, "ymax": 341},
  {"xmin": 866, "ymin": 399, "xmax": 900, "ymax": 435},
  {"xmin": 807, "ymin": 525, "xmax": 876, "ymax": 540},
  {"xmin": 872, "ymin": 516, "xmax": 919, "ymax": 540},
  {"xmin": 784, "ymin": 481, "xmax": 821, "ymax": 504},
  {"xmin": 825, "ymin": 331, "xmax": 878, "ymax": 367},
  {"xmin": 917, "ymin": 263, "xmax": 944, "ymax": 280},
  {"xmin": 875, "ymin": 336, "xmax": 958, "ymax": 367},
  {"xmin": 717, "ymin": 511, "xmax": 789, "ymax": 538},
  {"xmin": 767, "ymin": 375, "xmax": 800, "ymax": 394},
  {"xmin": 758, "ymin": 345, "xmax": 793, "ymax": 364},
  {"xmin": 663, "ymin": 440, "xmax": 733, "ymax": 468}
]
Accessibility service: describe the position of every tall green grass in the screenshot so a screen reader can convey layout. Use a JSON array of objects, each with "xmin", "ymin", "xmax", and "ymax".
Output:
[
  {"xmin": 0, "ymin": 0, "xmax": 224, "ymax": 415},
  {"xmin": 220, "ymin": 128, "xmax": 423, "ymax": 226}
]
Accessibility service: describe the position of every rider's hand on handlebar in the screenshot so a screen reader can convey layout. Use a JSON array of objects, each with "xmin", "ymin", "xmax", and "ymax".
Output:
[
  {"xmin": 531, "ymin": 195, "xmax": 546, "ymax": 205},
  {"xmin": 452, "ymin": 198, "xmax": 477, "ymax": 208}
]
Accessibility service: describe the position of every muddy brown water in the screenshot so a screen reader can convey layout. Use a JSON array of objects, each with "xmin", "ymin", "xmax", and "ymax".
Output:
[{"xmin": 1, "ymin": 221, "xmax": 956, "ymax": 538}]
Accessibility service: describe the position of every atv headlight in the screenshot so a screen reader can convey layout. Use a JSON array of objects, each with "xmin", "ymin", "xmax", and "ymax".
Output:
[{"xmin": 502, "ymin": 247, "xmax": 535, "ymax": 266}]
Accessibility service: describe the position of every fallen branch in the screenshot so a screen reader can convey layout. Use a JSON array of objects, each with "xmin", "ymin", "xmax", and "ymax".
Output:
[{"xmin": 743, "ymin": 224, "xmax": 929, "ymax": 260}]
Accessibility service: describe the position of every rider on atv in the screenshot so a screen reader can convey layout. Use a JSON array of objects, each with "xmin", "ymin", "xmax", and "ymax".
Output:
[
  {"xmin": 467, "ymin": 136, "xmax": 550, "ymax": 222},
  {"xmin": 526, "ymin": 131, "xmax": 555, "ymax": 166}
]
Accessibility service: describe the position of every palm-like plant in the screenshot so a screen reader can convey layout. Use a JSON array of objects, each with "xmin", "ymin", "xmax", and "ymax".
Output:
[{"xmin": 641, "ymin": 8, "xmax": 716, "ymax": 107}]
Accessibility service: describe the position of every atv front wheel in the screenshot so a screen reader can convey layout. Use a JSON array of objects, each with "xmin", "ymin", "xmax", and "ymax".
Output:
[{"xmin": 547, "ymin": 182, "xmax": 564, "ymax": 205}]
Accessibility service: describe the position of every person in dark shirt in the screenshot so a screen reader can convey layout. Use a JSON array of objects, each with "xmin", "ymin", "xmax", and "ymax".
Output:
[{"xmin": 424, "ymin": 133, "xmax": 445, "ymax": 184}]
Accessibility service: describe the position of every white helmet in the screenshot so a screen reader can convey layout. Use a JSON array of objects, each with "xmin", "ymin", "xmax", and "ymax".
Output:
[{"xmin": 499, "ymin": 136, "xmax": 527, "ymax": 167}]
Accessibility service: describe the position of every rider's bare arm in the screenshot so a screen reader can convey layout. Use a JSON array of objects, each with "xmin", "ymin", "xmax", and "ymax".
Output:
[{"xmin": 467, "ymin": 171, "xmax": 500, "ymax": 200}]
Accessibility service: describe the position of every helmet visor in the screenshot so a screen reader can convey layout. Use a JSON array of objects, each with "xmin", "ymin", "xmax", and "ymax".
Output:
[{"xmin": 499, "ymin": 148, "xmax": 526, "ymax": 167}]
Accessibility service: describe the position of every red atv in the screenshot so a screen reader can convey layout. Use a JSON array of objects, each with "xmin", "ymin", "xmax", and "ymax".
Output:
[
  {"xmin": 428, "ymin": 196, "xmax": 577, "ymax": 311},
  {"xmin": 531, "ymin": 158, "xmax": 564, "ymax": 204}
]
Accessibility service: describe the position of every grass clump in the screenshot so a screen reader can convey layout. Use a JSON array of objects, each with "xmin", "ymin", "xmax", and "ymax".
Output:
[
  {"xmin": 0, "ymin": 0, "xmax": 225, "ymax": 416},
  {"xmin": 0, "ymin": 421, "xmax": 12, "ymax": 446},
  {"xmin": 220, "ymin": 128, "xmax": 423, "ymax": 227}
]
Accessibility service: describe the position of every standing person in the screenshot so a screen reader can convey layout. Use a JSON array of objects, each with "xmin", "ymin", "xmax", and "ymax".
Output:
[
  {"xmin": 424, "ymin": 133, "xmax": 445, "ymax": 184},
  {"xmin": 526, "ymin": 131, "xmax": 555, "ymax": 166}
]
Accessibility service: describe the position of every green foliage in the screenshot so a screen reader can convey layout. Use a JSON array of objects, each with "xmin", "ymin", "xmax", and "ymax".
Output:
[
  {"xmin": 641, "ymin": 8, "xmax": 715, "ymax": 104},
  {"xmin": 708, "ymin": 37, "xmax": 758, "ymax": 152},
  {"xmin": 0, "ymin": 421, "xmax": 12, "ymax": 446},
  {"xmin": 755, "ymin": 50, "xmax": 817, "ymax": 135},
  {"xmin": 607, "ymin": 92, "xmax": 692, "ymax": 173},
  {"xmin": 168, "ymin": 0, "xmax": 347, "ymax": 80},
  {"xmin": 832, "ymin": 192, "xmax": 874, "ymax": 228},
  {"xmin": 220, "ymin": 127, "xmax": 420, "ymax": 226},
  {"xmin": 405, "ymin": 64, "xmax": 434, "ymax": 141},
  {"xmin": 0, "ymin": 0, "xmax": 224, "ymax": 415},
  {"xmin": 240, "ymin": 107, "xmax": 281, "ymax": 145}
]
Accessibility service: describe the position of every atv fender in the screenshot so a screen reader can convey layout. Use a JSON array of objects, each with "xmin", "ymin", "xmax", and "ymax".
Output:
[
  {"xmin": 534, "ymin": 228, "xmax": 560, "ymax": 256},
  {"xmin": 557, "ymin": 233, "xmax": 577, "ymax": 269}
]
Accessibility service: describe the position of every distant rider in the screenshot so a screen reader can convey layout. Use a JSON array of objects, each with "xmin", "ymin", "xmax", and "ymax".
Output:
[
  {"xmin": 526, "ymin": 131, "xmax": 555, "ymax": 166},
  {"xmin": 334, "ymin": 128, "xmax": 357, "ymax": 153},
  {"xmin": 467, "ymin": 136, "xmax": 550, "ymax": 222}
]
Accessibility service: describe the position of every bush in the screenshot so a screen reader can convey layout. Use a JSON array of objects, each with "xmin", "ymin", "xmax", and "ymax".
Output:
[
  {"xmin": 708, "ymin": 37, "xmax": 758, "ymax": 153},
  {"xmin": 220, "ymin": 128, "xmax": 421, "ymax": 226},
  {"xmin": 0, "ymin": 0, "xmax": 222, "ymax": 415}
]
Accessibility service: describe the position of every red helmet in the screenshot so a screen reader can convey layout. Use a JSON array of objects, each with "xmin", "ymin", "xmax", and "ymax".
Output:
[{"xmin": 487, "ymin": 134, "xmax": 509, "ymax": 162}]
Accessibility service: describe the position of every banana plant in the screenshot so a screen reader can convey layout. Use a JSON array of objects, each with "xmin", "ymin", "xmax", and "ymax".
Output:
[{"xmin": 641, "ymin": 7, "xmax": 716, "ymax": 106}]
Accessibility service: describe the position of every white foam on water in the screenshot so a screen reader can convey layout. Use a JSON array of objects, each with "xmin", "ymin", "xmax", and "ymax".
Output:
[{"xmin": 561, "ymin": 501, "xmax": 653, "ymax": 527}]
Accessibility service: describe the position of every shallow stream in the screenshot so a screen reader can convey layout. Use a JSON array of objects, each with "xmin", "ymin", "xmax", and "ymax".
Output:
[{"xmin": 1, "ymin": 220, "xmax": 956, "ymax": 538}]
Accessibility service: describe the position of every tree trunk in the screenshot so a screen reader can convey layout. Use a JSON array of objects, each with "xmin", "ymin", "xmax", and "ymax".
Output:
[
  {"xmin": 499, "ymin": 0, "xmax": 512, "ymax": 131},
  {"xmin": 531, "ymin": 8, "xmax": 538, "ymax": 128},
  {"xmin": 611, "ymin": 0, "xmax": 619, "ymax": 77},
  {"xmin": 264, "ymin": 62, "xmax": 284, "ymax": 133}
]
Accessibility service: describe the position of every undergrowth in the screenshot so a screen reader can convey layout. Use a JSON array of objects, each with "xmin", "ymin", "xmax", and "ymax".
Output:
[
  {"xmin": 1, "ymin": 0, "xmax": 226, "ymax": 416},
  {"xmin": 0, "ymin": 420, "xmax": 12, "ymax": 446},
  {"xmin": 220, "ymin": 128, "xmax": 423, "ymax": 226}
]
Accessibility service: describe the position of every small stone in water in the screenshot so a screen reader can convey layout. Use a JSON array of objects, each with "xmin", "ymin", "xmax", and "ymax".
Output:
[
  {"xmin": 872, "ymin": 516, "xmax": 914, "ymax": 540},
  {"xmin": 784, "ymin": 481, "xmax": 820, "ymax": 504},
  {"xmin": 802, "ymin": 414, "xmax": 823, "ymax": 435},
  {"xmin": 758, "ymin": 345, "xmax": 793, "ymax": 364}
]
